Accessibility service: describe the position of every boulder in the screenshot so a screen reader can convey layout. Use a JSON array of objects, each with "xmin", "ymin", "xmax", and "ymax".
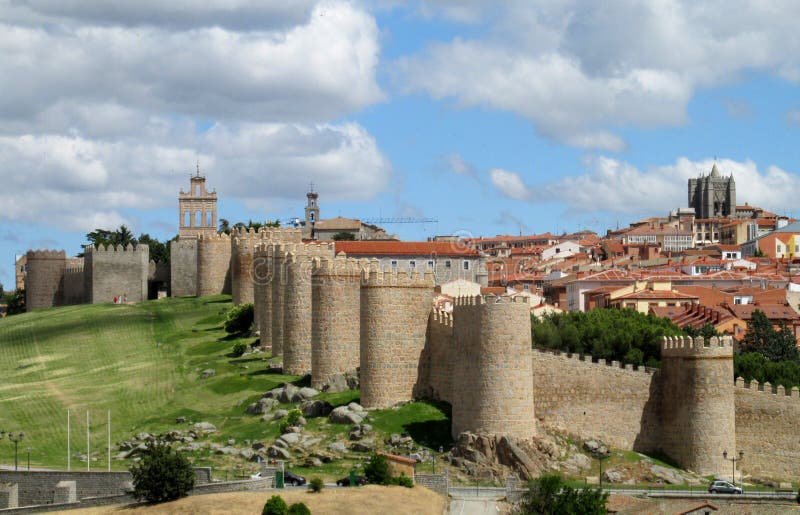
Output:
[
  {"xmin": 347, "ymin": 402, "xmax": 365, "ymax": 413},
  {"xmin": 193, "ymin": 422, "xmax": 217, "ymax": 433},
  {"xmin": 293, "ymin": 387, "xmax": 319, "ymax": 402},
  {"xmin": 602, "ymin": 469, "xmax": 624, "ymax": 483},
  {"xmin": 247, "ymin": 398, "xmax": 279, "ymax": 415},
  {"xmin": 272, "ymin": 409, "xmax": 289, "ymax": 420},
  {"xmin": 175, "ymin": 416, "xmax": 187, "ymax": 424},
  {"xmin": 305, "ymin": 457, "xmax": 324, "ymax": 467},
  {"xmin": 240, "ymin": 449, "xmax": 255, "ymax": 460},
  {"xmin": 300, "ymin": 400, "xmax": 333, "ymax": 418},
  {"xmin": 350, "ymin": 441, "xmax": 373, "ymax": 453},
  {"xmin": 329, "ymin": 406, "xmax": 363, "ymax": 425},
  {"xmin": 649, "ymin": 465, "xmax": 685, "ymax": 485},
  {"xmin": 279, "ymin": 433, "xmax": 301, "ymax": 446},
  {"xmin": 328, "ymin": 442, "xmax": 348, "ymax": 454},
  {"xmin": 268, "ymin": 446, "xmax": 291, "ymax": 460},
  {"xmin": 200, "ymin": 369, "xmax": 215, "ymax": 379},
  {"xmin": 322, "ymin": 373, "xmax": 349, "ymax": 393}
]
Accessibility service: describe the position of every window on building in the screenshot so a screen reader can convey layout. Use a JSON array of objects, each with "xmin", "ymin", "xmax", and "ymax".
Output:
[
  {"xmin": 390, "ymin": 260, "xmax": 398, "ymax": 268},
  {"xmin": 523, "ymin": 283, "xmax": 530, "ymax": 291},
  {"xmin": 409, "ymin": 260, "xmax": 416, "ymax": 269},
  {"xmin": 310, "ymin": 212, "xmax": 315, "ymax": 222},
  {"xmin": 206, "ymin": 211, "xmax": 213, "ymax": 227},
  {"xmin": 777, "ymin": 244, "xmax": 782, "ymax": 253},
  {"xmin": 184, "ymin": 211, "xmax": 190, "ymax": 227},
  {"xmin": 445, "ymin": 260, "xmax": 452, "ymax": 268},
  {"xmin": 427, "ymin": 260, "xmax": 435, "ymax": 269},
  {"xmin": 195, "ymin": 211, "xmax": 202, "ymax": 227},
  {"xmin": 462, "ymin": 260, "xmax": 470, "ymax": 270}
]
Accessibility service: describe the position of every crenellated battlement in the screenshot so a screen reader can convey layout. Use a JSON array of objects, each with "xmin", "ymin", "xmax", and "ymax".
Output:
[
  {"xmin": 431, "ymin": 308, "xmax": 453, "ymax": 328},
  {"xmin": 312, "ymin": 255, "xmax": 362, "ymax": 277},
  {"xmin": 197, "ymin": 232, "xmax": 231, "ymax": 242},
  {"xmin": 362, "ymin": 260, "xmax": 434, "ymax": 288},
  {"xmin": 26, "ymin": 249, "xmax": 67, "ymax": 260},
  {"xmin": 531, "ymin": 347, "xmax": 657, "ymax": 376},
  {"xmin": 85, "ymin": 243, "xmax": 148, "ymax": 253},
  {"xmin": 661, "ymin": 335, "xmax": 734, "ymax": 358},
  {"xmin": 453, "ymin": 294, "xmax": 530, "ymax": 307},
  {"xmin": 735, "ymin": 377, "xmax": 800, "ymax": 398}
]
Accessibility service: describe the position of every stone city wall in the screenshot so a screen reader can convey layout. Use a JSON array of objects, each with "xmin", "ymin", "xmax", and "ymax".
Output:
[
  {"xmin": 24, "ymin": 250, "xmax": 66, "ymax": 310},
  {"xmin": 417, "ymin": 309, "xmax": 454, "ymax": 402},
  {"xmin": 62, "ymin": 258, "xmax": 85, "ymax": 306},
  {"xmin": 735, "ymin": 379, "xmax": 800, "ymax": 481},
  {"xmin": 531, "ymin": 348, "xmax": 659, "ymax": 452},
  {"xmin": 170, "ymin": 238, "xmax": 198, "ymax": 297},
  {"xmin": 659, "ymin": 336, "xmax": 736, "ymax": 476},
  {"xmin": 282, "ymin": 243, "xmax": 335, "ymax": 375},
  {"xmin": 311, "ymin": 255, "xmax": 363, "ymax": 389},
  {"xmin": 232, "ymin": 227, "xmax": 303, "ymax": 307},
  {"xmin": 450, "ymin": 295, "xmax": 535, "ymax": 439},
  {"xmin": 360, "ymin": 263, "xmax": 434, "ymax": 409},
  {"xmin": 196, "ymin": 233, "xmax": 231, "ymax": 296},
  {"xmin": 83, "ymin": 244, "xmax": 149, "ymax": 304}
]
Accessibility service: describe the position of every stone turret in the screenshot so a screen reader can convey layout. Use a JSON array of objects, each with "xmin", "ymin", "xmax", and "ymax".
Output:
[
  {"xmin": 253, "ymin": 243, "xmax": 273, "ymax": 349},
  {"xmin": 360, "ymin": 261, "xmax": 434, "ymax": 409},
  {"xmin": 659, "ymin": 336, "xmax": 736, "ymax": 476},
  {"xmin": 311, "ymin": 254, "xmax": 363, "ymax": 389},
  {"xmin": 450, "ymin": 295, "xmax": 535, "ymax": 439},
  {"xmin": 230, "ymin": 228, "xmax": 262, "ymax": 306},
  {"xmin": 25, "ymin": 250, "xmax": 67, "ymax": 309},
  {"xmin": 196, "ymin": 233, "xmax": 231, "ymax": 296},
  {"xmin": 83, "ymin": 244, "xmax": 149, "ymax": 304},
  {"xmin": 282, "ymin": 242, "xmax": 335, "ymax": 375}
]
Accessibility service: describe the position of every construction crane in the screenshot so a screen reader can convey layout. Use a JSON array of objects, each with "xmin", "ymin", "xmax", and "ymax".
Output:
[{"xmin": 361, "ymin": 217, "xmax": 438, "ymax": 224}]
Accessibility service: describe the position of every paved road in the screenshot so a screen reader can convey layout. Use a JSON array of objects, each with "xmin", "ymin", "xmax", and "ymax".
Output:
[{"xmin": 448, "ymin": 497, "xmax": 501, "ymax": 515}]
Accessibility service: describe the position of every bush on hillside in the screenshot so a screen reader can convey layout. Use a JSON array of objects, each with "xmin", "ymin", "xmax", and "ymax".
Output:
[
  {"xmin": 364, "ymin": 453, "xmax": 391, "ymax": 485},
  {"xmin": 224, "ymin": 303, "xmax": 254, "ymax": 334},
  {"xmin": 514, "ymin": 473, "xmax": 607, "ymax": 515},
  {"xmin": 130, "ymin": 441, "xmax": 195, "ymax": 503},
  {"xmin": 279, "ymin": 409, "xmax": 303, "ymax": 434},
  {"xmin": 232, "ymin": 342, "xmax": 247, "ymax": 357},
  {"xmin": 6, "ymin": 289, "xmax": 25, "ymax": 315},
  {"xmin": 262, "ymin": 495, "xmax": 288, "ymax": 515},
  {"xmin": 309, "ymin": 477, "xmax": 324, "ymax": 493},
  {"xmin": 389, "ymin": 472, "xmax": 414, "ymax": 488},
  {"xmin": 288, "ymin": 502, "xmax": 311, "ymax": 515}
]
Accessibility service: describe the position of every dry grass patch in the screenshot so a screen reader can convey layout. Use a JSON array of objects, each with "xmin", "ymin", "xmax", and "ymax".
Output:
[{"xmin": 60, "ymin": 486, "xmax": 446, "ymax": 515}]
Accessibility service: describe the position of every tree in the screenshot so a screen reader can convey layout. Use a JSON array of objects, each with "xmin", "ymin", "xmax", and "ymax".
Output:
[
  {"xmin": 137, "ymin": 233, "xmax": 172, "ymax": 263},
  {"xmin": 219, "ymin": 218, "xmax": 231, "ymax": 235},
  {"xmin": 130, "ymin": 441, "xmax": 195, "ymax": 503},
  {"xmin": 266, "ymin": 219, "xmax": 281, "ymax": 228},
  {"xmin": 6, "ymin": 289, "xmax": 25, "ymax": 315},
  {"xmin": 262, "ymin": 495, "xmax": 288, "ymax": 515},
  {"xmin": 739, "ymin": 310, "xmax": 800, "ymax": 362},
  {"xmin": 224, "ymin": 304, "xmax": 254, "ymax": 334},
  {"xmin": 364, "ymin": 453, "xmax": 391, "ymax": 485},
  {"xmin": 514, "ymin": 473, "xmax": 607, "ymax": 515},
  {"xmin": 332, "ymin": 232, "xmax": 356, "ymax": 241}
]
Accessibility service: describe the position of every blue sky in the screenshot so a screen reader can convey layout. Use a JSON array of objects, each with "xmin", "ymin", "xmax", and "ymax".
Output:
[{"xmin": 2, "ymin": 1, "xmax": 800, "ymax": 287}]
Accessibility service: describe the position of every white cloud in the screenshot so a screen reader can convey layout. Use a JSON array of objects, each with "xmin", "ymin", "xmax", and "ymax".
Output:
[
  {"xmin": 0, "ymin": 122, "xmax": 392, "ymax": 232},
  {"xmin": 490, "ymin": 168, "xmax": 531, "ymax": 201},
  {"xmin": 531, "ymin": 156, "xmax": 800, "ymax": 216},
  {"xmin": 396, "ymin": 1, "xmax": 800, "ymax": 149},
  {"xmin": 0, "ymin": 1, "xmax": 383, "ymax": 125}
]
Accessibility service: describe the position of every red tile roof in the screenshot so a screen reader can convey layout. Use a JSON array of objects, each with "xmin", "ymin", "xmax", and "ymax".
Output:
[{"xmin": 334, "ymin": 241, "xmax": 480, "ymax": 257}]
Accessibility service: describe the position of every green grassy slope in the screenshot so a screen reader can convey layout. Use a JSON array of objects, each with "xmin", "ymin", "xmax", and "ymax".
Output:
[
  {"xmin": 0, "ymin": 296, "xmax": 451, "ymax": 476},
  {"xmin": 0, "ymin": 296, "xmax": 299, "ymax": 470}
]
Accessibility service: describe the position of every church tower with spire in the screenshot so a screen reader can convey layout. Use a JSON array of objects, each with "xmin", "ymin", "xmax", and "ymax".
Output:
[
  {"xmin": 688, "ymin": 162, "xmax": 736, "ymax": 219},
  {"xmin": 178, "ymin": 163, "xmax": 218, "ymax": 238}
]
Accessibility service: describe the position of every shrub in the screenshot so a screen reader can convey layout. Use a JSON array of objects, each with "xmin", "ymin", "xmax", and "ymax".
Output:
[
  {"xmin": 514, "ymin": 473, "xmax": 607, "ymax": 515},
  {"xmin": 232, "ymin": 342, "xmax": 247, "ymax": 357},
  {"xmin": 389, "ymin": 473, "xmax": 414, "ymax": 488},
  {"xmin": 288, "ymin": 502, "xmax": 311, "ymax": 515},
  {"xmin": 364, "ymin": 453, "xmax": 391, "ymax": 485},
  {"xmin": 224, "ymin": 303, "xmax": 254, "ymax": 334},
  {"xmin": 130, "ymin": 441, "xmax": 195, "ymax": 503},
  {"xmin": 262, "ymin": 495, "xmax": 288, "ymax": 515},
  {"xmin": 6, "ymin": 288, "xmax": 25, "ymax": 315},
  {"xmin": 309, "ymin": 477, "xmax": 324, "ymax": 493},
  {"xmin": 279, "ymin": 409, "xmax": 303, "ymax": 434}
]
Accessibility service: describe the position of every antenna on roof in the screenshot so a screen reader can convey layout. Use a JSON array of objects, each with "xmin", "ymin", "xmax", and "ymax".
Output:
[{"xmin": 196, "ymin": 158, "xmax": 200, "ymax": 177}]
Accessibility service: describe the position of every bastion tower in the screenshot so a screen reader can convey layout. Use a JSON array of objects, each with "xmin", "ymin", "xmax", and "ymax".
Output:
[
  {"xmin": 659, "ymin": 336, "xmax": 736, "ymax": 476},
  {"xmin": 450, "ymin": 295, "xmax": 535, "ymax": 439}
]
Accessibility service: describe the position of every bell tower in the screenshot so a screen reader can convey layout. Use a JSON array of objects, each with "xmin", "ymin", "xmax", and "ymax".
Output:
[
  {"xmin": 179, "ymin": 163, "xmax": 217, "ymax": 238},
  {"xmin": 305, "ymin": 184, "xmax": 320, "ymax": 227}
]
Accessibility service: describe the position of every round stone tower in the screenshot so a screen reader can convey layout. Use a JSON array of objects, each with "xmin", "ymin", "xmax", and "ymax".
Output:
[
  {"xmin": 659, "ymin": 336, "xmax": 736, "ymax": 476},
  {"xmin": 231, "ymin": 227, "xmax": 261, "ymax": 306},
  {"xmin": 270, "ymin": 243, "xmax": 288, "ymax": 357},
  {"xmin": 311, "ymin": 254, "xmax": 362, "ymax": 389},
  {"xmin": 196, "ymin": 233, "xmax": 231, "ymax": 296},
  {"xmin": 25, "ymin": 249, "xmax": 67, "ymax": 309},
  {"xmin": 253, "ymin": 243, "xmax": 273, "ymax": 349},
  {"xmin": 450, "ymin": 295, "xmax": 535, "ymax": 440},
  {"xmin": 282, "ymin": 243, "xmax": 335, "ymax": 375},
  {"xmin": 360, "ymin": 261, "xmax": 435, "ymax": 409}
]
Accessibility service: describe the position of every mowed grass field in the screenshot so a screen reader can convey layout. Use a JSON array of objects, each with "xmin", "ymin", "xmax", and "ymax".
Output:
[
  {"xmin": 0, "ymin": 295, "xmax": 452, "ymax": 475},
  {"xmin": 0, "ymin": 295, "xmax": 300, "ymax": 470}
]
